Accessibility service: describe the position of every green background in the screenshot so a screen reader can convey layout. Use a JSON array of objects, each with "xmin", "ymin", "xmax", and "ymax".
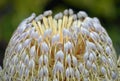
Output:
[{"xmin": 0, "ymin": 0, "xmax": 120, "ymax": 67}]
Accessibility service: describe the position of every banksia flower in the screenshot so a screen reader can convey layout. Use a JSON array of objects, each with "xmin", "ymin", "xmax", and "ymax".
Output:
[{"xmin": 0, "ymin": 9, "xmax": 119, "ymax": 81}]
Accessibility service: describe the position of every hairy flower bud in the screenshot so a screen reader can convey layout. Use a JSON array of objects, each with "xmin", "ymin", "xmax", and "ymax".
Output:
[{"xmin": 1, "ymin": 9, "xmax": 119, "ymax": 81}]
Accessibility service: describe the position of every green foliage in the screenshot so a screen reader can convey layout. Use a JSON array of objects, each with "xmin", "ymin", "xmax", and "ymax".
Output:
[
  {"xmin": 64, "ymin": 0, "xmax": 117, "ymax": 19},
  {"xmin": 0, "ymin": 0, "xmax": 50, "ymax": 41}
]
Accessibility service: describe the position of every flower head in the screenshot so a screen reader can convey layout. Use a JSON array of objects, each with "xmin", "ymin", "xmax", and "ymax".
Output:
[{"xmin": 0, "ymin": 9, "xmax": 119, "ymax": 81}]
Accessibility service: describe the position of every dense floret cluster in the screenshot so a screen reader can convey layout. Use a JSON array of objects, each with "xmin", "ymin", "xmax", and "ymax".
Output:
[{"xmin": 0, "ymin": 9, "xmax": 119, "ymax": 81}]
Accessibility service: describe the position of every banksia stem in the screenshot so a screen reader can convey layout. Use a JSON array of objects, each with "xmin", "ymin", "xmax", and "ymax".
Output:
[{"xmin": 0, "ymin": 9, "xmax": 119, "ymax": 81}]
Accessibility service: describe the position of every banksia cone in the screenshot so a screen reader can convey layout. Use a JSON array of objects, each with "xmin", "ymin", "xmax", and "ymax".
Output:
[{"xmin": 0, "ymin": 9, "xmax": 119, "ymax": 81}]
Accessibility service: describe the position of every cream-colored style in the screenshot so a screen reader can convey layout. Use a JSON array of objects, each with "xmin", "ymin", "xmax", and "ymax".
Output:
[{"xmin": 0, "ymin": 9, "xmax": 119, "ymax": 81}]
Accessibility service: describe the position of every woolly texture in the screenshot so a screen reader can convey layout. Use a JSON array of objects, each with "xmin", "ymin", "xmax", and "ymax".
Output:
[{"xmin": 0, "ymin": 9, "xmax": 119, "ymax": 81}]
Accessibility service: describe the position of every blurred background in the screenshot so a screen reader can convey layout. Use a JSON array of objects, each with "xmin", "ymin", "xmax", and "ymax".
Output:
[{"xmin": 0, "ymin": 0, "xmax": 120, "ymax": 67}]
